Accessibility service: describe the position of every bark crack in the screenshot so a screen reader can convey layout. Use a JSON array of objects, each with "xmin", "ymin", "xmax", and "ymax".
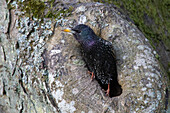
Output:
[
  {"xmin": 6, "ymin": 8, "xmax": 11, "ymax": 39},
  {"xmin": 19, "ymin": 101, "xmax": 24, "ymax": 113},
  {"xmin": 42, "ymin": 52, "xmax": 61, "ymax": 112},
  {"xmin": 44, "ymin": 71, "xmax": 61, "ymax": 113},
  {"xmin": 12, "ymin": 57, "xmax": 18, "ymax": 76},
  {"xmin": 2, "ymin": 80, "xmax": 6, "ymax": 95},
  {"xmin": 1, "ymin": 46, "xmax": 6, "ymax": 61},
  {"xmin": 19, "ymin": 68, "xmax": 37, "ymax": 113}
]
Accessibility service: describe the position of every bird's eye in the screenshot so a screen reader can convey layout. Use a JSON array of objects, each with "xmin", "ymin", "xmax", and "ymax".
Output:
[{"xmin": 72, "ymin": 29, "xmax": 81, "ymax": 33}]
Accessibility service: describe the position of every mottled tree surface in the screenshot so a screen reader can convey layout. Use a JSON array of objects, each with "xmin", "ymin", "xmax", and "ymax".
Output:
[
  {"xmin": 0, "ymin": 0, "xmax": 168, "ymax": 113},
  {"xmin": 94, "ymin": 0, "xmax": 170, "ymax": 74}
]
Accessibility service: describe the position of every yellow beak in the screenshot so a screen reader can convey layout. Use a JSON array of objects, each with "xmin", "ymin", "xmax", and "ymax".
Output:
[{"xmin": 63, "ymin": 28, "xmax": 71, "ymax": 32}]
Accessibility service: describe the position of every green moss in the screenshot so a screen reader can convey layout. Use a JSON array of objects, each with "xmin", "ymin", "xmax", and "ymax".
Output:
[
  {"xmin": 155, "ymin": 54, "xmax": 160, "ymax": 60},
  {"xmin": 13, "ymin": 0, "xmax": 73, "ymax": 21},
  {"xmin": 94, "ymin": 0, "xmax": 170, "ymax": 78},
  {"xmin": 17, "ymin": 0, "xmax": 46, "ymax": 19},
  {"xmin": 168, "ymin": 63, "xmax": 170, "ymax": 81},
  {"xmin": 95, "ymin": 0, "xmax": 169, "ymax": 50}
]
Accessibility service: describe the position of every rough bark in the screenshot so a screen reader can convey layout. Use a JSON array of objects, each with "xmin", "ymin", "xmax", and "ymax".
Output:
[{"xmin": 0, "ymin": 0, "xmax": 168, "ymax": 113}]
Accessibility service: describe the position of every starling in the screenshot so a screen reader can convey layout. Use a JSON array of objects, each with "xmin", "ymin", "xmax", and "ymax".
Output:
[{"xmin": 63, "ymin": 24, "xmax": 122, "ymax": 97}]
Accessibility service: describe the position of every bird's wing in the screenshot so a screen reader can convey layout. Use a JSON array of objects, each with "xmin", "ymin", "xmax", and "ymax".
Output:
[
  {"xmin": 99, "ymin": 39, "xmax": 116, "ymax": 59},
  {"xmin": 81, "ymin": 49, "xmax": 94, "ymax": 72},
  {"xmin": 95, "ymin": 39, "xmax": 118, "ymax": 82}
]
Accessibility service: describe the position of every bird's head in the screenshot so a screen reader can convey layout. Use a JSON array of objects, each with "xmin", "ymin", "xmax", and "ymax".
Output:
[{"xmin": 63, "ymin": 24, "xmax": 97, "ymax": 44}]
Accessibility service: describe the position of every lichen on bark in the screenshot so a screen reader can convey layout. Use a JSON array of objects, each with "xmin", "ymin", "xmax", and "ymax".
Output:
[{"xmin": 0, "ymin": 0, "xmax": 169, "ymax": 113}]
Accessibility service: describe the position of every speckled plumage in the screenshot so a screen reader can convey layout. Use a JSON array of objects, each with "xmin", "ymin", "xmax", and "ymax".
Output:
[{"xmin": 68, "ymin": 24, "xmax": 122, "ymax": 97}]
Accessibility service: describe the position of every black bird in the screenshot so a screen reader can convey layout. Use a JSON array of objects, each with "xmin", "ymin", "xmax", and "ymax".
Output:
[{"xmin": 63, "ymin": 24, "xmax": 122, "ymax": 97}]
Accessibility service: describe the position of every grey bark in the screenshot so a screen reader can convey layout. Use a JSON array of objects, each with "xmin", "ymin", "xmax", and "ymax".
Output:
[{"xmin": 0, "ymin": 0, "xmax": 168, "ymax": 113}]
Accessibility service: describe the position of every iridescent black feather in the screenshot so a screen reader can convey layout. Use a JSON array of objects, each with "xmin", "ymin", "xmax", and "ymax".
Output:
[{"xmin": 71, "ymin": 24, "xmax": 122, "ymax": 97}]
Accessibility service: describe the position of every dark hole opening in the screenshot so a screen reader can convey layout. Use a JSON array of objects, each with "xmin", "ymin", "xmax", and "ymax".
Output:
[{"xmin": 95, "ymin": 77, "xmax": 122, "ymax": 98}]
